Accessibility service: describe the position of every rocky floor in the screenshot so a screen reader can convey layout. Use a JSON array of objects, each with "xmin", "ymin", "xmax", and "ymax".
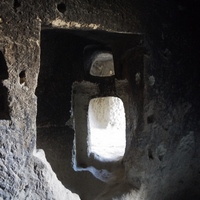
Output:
[{"xmin": 37, "ymin": 126, "xmax": 106, "ymax": 200}]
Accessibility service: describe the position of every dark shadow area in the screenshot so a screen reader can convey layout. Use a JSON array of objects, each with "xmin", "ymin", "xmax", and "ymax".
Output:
[
  {"xmin": 0, "ymin": 51, "xmax": 9, "ymax": 80},
  {"xmin": 13, "ymin": 0, "xmax": 21, "ymax": 12},
  {"xmin": 19, "ymin": 70, "xmax": 26, "ymax": 85},
  {"xmin": 57, "ymin": 2, "xmax": 66, "ymax": 13},
  {"xmin": 0, "ymin": 83, "xmax": 10, "ymax": 120},
  {"xmin": 164, "ymin": 188, "xmax": 200, "ymax": 200},
  {"xmin": 0, "ymin": 51, "xmax": 10, "ymax": 120}
]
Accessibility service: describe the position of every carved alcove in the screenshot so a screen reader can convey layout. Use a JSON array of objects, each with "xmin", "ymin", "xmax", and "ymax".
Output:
[{"xmin": 36, "ymin": 28, "xmax": 143, "ymax": 198}]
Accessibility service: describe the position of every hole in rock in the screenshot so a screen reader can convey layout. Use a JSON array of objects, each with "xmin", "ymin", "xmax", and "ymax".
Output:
[
  {"xmin": 36, "ymin": 28, "xmax": 142, "ymax": 199},
  {"xmin": 148, "ymin": 149, "xmax": 154, "ymax": 160},
  {"xmin": 19, "ymin": 70, "xmax": 26, "ymax": 85},
  {"xmin": 90, "ymin": 52, "xmax": 115, "ymax": 77},
  {"xmin": 147, "ymin": 114, "xmax": 154, "ymax": 124},
  {"xmin": 0, "ymin": 51, "xmax": 8, "ymax": 80},
  {"xmin": 88, "ymin": 97, "xmax": 126, "ymax": 161},
  {"xmin": 0, "ymin": 83, "xmax": 10, "ymax": 120},
  {"xmin": 57, "ymin": 2, "xmax": 66, "ymax": 13},
  {"xmin": 13, "ymin": 0, "xmax": 21, "ymax": 11},
  {"xmin": 0, "ymin": 51, "xmax": 10, "ymax": 120},
  {"xmin": 158, "ymin": 155, "xmax": 163, "ymax": 161}
]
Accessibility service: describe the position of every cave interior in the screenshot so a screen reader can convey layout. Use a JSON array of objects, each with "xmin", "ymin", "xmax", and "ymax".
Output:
[{"xmin": 0, "ymin": 0, "xmax": 200, "ymax": 200}]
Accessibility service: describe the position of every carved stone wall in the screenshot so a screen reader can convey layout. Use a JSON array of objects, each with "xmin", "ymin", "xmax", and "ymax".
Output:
[{"xmin": 0, "ymin": 0, "xmax": 200, "ymax": 200}]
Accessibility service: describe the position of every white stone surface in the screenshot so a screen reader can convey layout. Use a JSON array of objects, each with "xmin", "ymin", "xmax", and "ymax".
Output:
[{"xmin": 88, "ymin": 97, "xmax": 126, "ymax": 161}]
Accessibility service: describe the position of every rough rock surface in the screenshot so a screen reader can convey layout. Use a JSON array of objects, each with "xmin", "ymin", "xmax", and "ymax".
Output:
[{"xmin": 0, "ymin": 0, "xmax": 200, "ymax": 200}]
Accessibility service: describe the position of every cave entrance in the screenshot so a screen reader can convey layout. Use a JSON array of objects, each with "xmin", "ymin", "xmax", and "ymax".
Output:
[
  {"xmin": 36, "ymin": 27, "xmax": 142, "ymax": 199},
  {"xmin": 88, "ymin": 97, "xmax": 126, "ymax": 161}
]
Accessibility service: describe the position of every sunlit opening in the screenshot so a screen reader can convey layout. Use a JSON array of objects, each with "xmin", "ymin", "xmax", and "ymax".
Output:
[
  {"xmin": 89, "ymin": 52, "xmax": 115, "ymax": 77},
  {"xmin": 88, "ymin": 97, "xmax": 126, "ymax": 161}
]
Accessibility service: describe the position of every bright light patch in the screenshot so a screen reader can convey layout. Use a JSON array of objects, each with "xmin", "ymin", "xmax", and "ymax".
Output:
[{"xmin": 88, "ymin": 97, "xmax": 126, "ymax": 161}]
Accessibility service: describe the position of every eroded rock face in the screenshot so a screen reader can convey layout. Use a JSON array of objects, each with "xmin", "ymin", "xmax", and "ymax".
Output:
[{"xmin": 0, "ymin": 0, "xmax": 200, "ymax": 200}]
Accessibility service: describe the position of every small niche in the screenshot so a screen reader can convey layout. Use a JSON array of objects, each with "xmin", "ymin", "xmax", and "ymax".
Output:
[
  {"xmin": 147, "ymin": 114, "xmax": 154, "ymax": 124},
  {"xmin": 19, "ymin": 70, "xmax": 26, "ymax": 85},
  {"xmin": 84, "ymin": 46, "xmax": 115, "ymax": 78},
  {"xmin": 90, "ymin": 52, "xmax": 115, "ymax": 77},
  {"xmin": 57, "ymin": 2, "xmax": 66, "ymax": 13},
  {"xmin": 148, "ymin": 149, "xmax": 154, "ymax": 160}
]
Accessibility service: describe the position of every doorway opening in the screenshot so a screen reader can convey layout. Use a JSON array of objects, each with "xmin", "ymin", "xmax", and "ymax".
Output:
[
  {"xmin": 36, "ymin": 28, "xmax": 142, "ymax": 199},
  {"xmin": 88, "ymin": 96, "xmax": 126, "ymax": 162}
]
